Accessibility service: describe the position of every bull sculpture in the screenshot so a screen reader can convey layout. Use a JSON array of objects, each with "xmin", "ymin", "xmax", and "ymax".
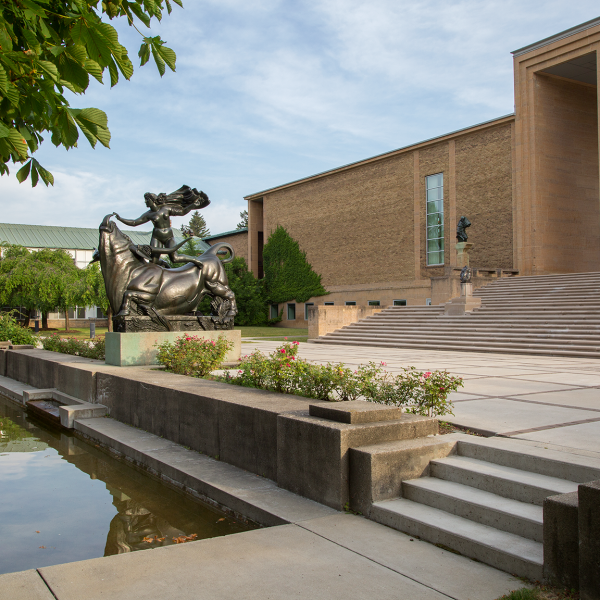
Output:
[{"xmin": 95, "ymin": 213, "xmax": 237, "ymax": 332}]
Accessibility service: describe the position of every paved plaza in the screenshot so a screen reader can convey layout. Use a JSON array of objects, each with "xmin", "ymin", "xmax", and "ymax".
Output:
[
  {"xmin": 243, "ymin": 340, "xmax": 600, "ymax": 458},
  {"xmin": 4, "ymin": 342, "xmax": 599, "ymax": 600}
]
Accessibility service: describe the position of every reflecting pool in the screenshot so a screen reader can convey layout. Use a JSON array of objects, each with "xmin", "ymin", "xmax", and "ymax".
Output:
[{"xmin": 0, "ymin": 395, "xmax": 253, "ymax": 575}]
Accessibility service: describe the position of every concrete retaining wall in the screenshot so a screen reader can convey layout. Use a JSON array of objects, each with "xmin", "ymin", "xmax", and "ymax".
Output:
[
  {"xmin": 2, "ymin": 348, "xmax": 439, "ymax": 511},
  {"xmin": 543, "ymin": 482, "xmax": 600, "ymax": 598}
]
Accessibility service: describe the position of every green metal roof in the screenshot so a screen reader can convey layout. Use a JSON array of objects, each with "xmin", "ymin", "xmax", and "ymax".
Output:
[
  {"xmin": 204, "ymin": 227, "xmax": 248, "ymax": 241},
  {"xmin": 0, "ymin": 223, "xmax": 210, "ymax": 251}
]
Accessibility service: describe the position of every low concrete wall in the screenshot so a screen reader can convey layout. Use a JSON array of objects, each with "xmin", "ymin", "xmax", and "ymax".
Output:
[
  {"xmin": 2, "ymin": 348, "xmax": 438, "ymax": 511},
  {"xmin": 307, "ymin": 305, "xmax": 383, "ymax": 339},
  {"xmin": 579, "ymin": 480, "xmax": 600, "ymax": 600},
  {"xmin": 543, "ymin": 492, "xmax": 579, "ymax": 589},
  {"xmin": 543, "ymin": 481, "xmax": 600, "ymax": 596}
]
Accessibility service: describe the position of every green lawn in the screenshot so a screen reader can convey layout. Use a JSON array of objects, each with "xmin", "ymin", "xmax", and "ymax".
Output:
[
  {"xmin": 235, "ymin": 326, "xmax": 308, "ymax": 342},
  {"xmin": 35, "ymin": 327, "xmax": 108, "ymax": 340},
  {"xmin": 31, "ymin": 325, "xmax": 308, "ymax": 343}
]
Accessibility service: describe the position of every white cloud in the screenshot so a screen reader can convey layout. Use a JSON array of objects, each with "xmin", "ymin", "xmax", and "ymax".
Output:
[{"xmin": 2, "ymin": 0, "xmax": 599, "ymax": 232}]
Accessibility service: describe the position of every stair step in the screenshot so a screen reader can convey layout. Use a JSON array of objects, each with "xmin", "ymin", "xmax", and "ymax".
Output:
[
  {"xmin": 429, "ymin": 456, "xmax": 578, "ymax": 505},
  {"xmin": 402, "ymin": 477, "xmax": 543, "ymax": 541},
  {"xmin": 456, "ymin": 439, "xmax": 600, "ymax": 484},
  {"xmin": 309, "ymin": 337, "xmax": 600, "ymax": 358},
  {"xmin": 371, "ymin": 498, "xmax": 543, "ymax": 580},
  {"xmin": 320, "ymin": 334, "xmax": 600, "ymax": 352}
]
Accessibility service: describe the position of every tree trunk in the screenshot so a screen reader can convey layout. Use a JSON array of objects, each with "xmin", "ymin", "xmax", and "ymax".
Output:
[
  {"xmin": 65, "ymin": 310, "xmax": 70, "ymax": 332},
  {"xmin": 23, "ymin": 316, "xmax": 30, "ymax": 328},
  {"xmin": 107, "ymin": 306, "xmax": 113, "ymax": 332},
  {"xmin": 42, "ymin": 312, "xmax": 48, "ymax": 330}
]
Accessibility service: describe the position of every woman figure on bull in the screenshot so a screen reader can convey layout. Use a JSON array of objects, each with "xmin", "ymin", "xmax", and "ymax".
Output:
[{"xmin": 113, "ymin": 185, "xmax": 210, "ymax": 268}]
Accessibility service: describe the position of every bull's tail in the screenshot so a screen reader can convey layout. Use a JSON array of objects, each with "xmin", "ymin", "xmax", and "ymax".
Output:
[{"xmin": 204, "ymin": 242, "xmax": 235, "ymax": 263}]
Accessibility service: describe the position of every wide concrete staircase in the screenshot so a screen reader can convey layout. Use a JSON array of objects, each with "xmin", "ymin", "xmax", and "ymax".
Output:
[
  {"xmin": 310, "ymin": 271, "xmax": 600, "ymax": 357},
  {"xmin": 368, "ymin": 436, "xmax": 600, "ymax": 580}
]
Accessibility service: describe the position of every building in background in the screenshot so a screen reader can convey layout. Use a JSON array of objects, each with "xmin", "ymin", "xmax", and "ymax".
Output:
[
  {"xmin": 245, "ymin": 18, "xmax": 600, "ymax": 328},
  {"xmin": 0, "ymin": 222, "xmax": 206, "ymax": 327},
  {"xmin": 203, "ymin": 228, "xmax": 248, "ymax": 264}
]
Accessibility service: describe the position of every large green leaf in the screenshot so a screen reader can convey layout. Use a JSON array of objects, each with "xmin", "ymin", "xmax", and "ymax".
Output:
[
  {"xmin": 57, "ymin": 53, "xmax": 90, "ymax": 92},
  {"xmin": 84, "ymin": 58, "xmax": 104, "ymax": 83},
  {"xmin": 16, "ymin": 160, "xmax": 31, "ymax": 183},
  {"xmin": 0, "ymin": 64, "xmax": 8, "ymax": 94},
  {"xmin": 7, "ymin": 129, "xmax": 29, "ymax": 160},
  {"xmin": 0, "ymin": 123, "xmax": 10, "ymax": 139},
  {"xmin": 78, "ymin": 107, "xmax": 108, "ymax": 128}
]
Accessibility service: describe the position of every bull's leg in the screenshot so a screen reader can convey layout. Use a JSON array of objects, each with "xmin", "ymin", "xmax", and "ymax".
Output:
[
  {"xmin": 116, "ymin": 290, "xmax": 157, "ymax": 317},
  {"xmin": 205, "ymin": 281, "xmax": 237, "ymax": 317}
]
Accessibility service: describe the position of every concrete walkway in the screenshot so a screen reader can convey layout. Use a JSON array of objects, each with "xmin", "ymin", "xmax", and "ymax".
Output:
[
  {"xmin": 3, "ymin": 513, "xmax": 524, "ymax": 600},
  {"xmin": 242, "ymin": 340, "xmax": 600, "ymax": 457}
]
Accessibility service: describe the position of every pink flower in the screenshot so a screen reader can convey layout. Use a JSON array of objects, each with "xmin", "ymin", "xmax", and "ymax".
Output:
[
  {"xmin": 424, "ymin": 372, "xmax": 432, "ymax": 379},
  {"xmin": 186, "ymin": 337, "xmax": 192, "ymax": 341},
  {"xmin": 238, "ymin": 370, "xmax": 243, "ymax": 374},
  {"xmin": 290, "ymin": 356, "xmax": 295, "ymax": 360},
  {"xmin": 380, "ymin": 361, "xmax": 387, "ymax": 366},
  {"xmin": 284, "ymin": 337, "xmax": 288, "ymax": 340},
  {"xmin": 286, "ymin": 363, "xmax": 290, "ymax": 367},
  {"xmin": 280, "ymin": 349, "xmax": 286, "ymax": 354}
]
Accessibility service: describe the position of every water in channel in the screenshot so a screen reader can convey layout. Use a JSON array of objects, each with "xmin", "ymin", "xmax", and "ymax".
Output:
[{"xmin": 0, "ymin": 395, "xmax": 253, "ymax": 575}]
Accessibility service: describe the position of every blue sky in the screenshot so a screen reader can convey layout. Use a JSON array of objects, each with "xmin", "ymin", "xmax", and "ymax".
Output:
[{"xmin": 2, "ymin": 1, "xmax": 599, "ymax": 236}]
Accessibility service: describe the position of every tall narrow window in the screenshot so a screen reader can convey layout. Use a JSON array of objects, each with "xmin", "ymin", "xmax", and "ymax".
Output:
[{"xmin": 426, "ymin": 173, "xmax": 444, "ymax": 265}]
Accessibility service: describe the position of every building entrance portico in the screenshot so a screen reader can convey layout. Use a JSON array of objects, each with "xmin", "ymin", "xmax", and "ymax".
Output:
[{"xmin": 513, "ymin": 19, "xmax": 600, "ymax": 275}]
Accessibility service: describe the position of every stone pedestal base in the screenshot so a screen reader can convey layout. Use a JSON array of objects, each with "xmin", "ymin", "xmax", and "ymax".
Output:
[
  {"xmin": 456, "ymin": 242, "xmax": 474, "ymax": 268},
  {"xmin": 444, "ymin": 282, "xmax": 481, "ymax": 315},
  {"xmin": 105, "ymin": 330, "xmax": 241, "ymax": 367},
  {"xmin": 113, "ymin": 314, "xmax": 233, "ymax": 333}
]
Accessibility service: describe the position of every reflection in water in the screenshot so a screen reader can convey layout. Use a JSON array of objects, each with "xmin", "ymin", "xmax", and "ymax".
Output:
[
  {"xmin": 0, "ymin": 395, "xmax": 252, "ymax": 574},
  {"xmin": 105, "ymin": 497, "xmax": 186, "ymax": 555}
]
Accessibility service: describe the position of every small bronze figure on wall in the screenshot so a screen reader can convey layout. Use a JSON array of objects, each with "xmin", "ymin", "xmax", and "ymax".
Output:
[{"xmin": 456, "ymin": 216, "xmax": 471, "ymax": 242}]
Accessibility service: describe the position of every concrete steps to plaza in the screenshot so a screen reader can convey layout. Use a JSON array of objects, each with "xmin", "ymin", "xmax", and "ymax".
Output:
[
  {"xmin": 368, "ymin": 437, "xmax": 600, "ymax": 580},
  {"xmin": 310, "ymin": 271, "xmax": 600, "ymax": 357}
]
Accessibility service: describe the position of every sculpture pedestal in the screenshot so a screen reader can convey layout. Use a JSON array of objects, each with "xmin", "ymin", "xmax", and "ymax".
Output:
[
  {"xmin": 105, "ymin": 330, "xmax": 241, "ymax": 367},
  {"xmin": 456, "ymin": 242, "xmax": 474, "ymax": 268},
  {"xmin": 444, "ymin": 282, "xmax": 481, "ymax": 316}
]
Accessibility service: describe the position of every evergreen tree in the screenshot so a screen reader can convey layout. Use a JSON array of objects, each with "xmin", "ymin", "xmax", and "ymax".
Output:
[
  {"xmin": 224, "ymin": 257, "xmax": 266, "ymax": 325},
  {"xmin": 237, "ymin": 210, "xmax": 248, "ymax": 229},
  {"xmin": 262, "ymin": 226, "xmax": 327, "ymax": 304},
  {"xmin": 182, "ymin": 211, "xmax": 210, "ymax": 238}
]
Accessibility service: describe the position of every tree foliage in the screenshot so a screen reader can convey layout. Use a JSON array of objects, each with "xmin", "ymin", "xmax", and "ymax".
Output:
[
  {"xmin": 236, "ymin": 209, "xmax": 248, "ymax": 229},
  {"xmin": 224, "ymin": 256, "xmax": 266, "ymax": 326},
  {"xmin": 181, "ymin": 210, "xmax": 210, "ymax": 238},
  {"xmin": 262, "ymin": 226, "xmax": 327, "ymax": 304},
  {"xmin": 0, "ymin": 0, "xmax": 182, "ymax": 186},
  {"xmin": 0, "ymin": 243, "xmax": 82, "ymax": 329}
]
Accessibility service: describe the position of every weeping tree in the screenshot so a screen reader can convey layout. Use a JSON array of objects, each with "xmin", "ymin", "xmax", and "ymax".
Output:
[
  {"xmin": 0, "ymin": 244, "xmax": 83, "ymax": 330},
  {"xmin": 79, "ymin": 261, "xmax": 112, "ymax": 331}
]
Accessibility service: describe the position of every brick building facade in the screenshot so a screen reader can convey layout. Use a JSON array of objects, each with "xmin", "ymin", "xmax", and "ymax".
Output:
[{"xmin": 244, "ymin": 19, "xmax": 600, "ymax": 328}]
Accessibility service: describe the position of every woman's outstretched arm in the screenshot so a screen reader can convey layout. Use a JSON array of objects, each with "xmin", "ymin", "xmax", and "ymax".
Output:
[{"xmin": 114, "ymin": 210, "xmax": 153, "ymax": 227}]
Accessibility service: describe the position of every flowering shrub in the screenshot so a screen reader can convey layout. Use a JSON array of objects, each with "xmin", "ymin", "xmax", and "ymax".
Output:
[
  {"xmin": 40, "ymin": 333, "xmax": 105, "ymax": 360},
  {"xmin": 155, "ymin": 335, "xmax": 233, "ymax": 377},
  {"xmin": 0, "ymin": 312, "xmax": 37, "ymax": 345},
  {"xmin": 220, "ymin": 343, "xmax": 463, "ymax": 417},
  {"xmin": 368, "ymin": 367, "xmax": 463, "ymax": 417}
]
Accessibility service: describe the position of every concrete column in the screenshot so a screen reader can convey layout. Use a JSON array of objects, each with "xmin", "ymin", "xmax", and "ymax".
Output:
[{"xmin": 579, "ymin": 480, "xmax": 600, "ymax": 600}]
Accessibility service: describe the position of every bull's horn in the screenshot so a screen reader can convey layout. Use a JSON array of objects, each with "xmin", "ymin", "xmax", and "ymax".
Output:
[{"xmin": 99, "ymin": 214, "xmax": 114, "ymax": 232}]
